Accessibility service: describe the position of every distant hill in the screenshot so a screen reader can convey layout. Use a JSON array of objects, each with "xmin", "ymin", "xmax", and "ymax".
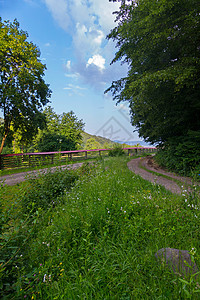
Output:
[
  {"xmin": 80, "ymin": 132, "xmax": 149, "ymax": 149},
  {"xmin": 81, "ymin": 132, "xmax": 117, "ymax": 149},
  {"xmin": 114, "ymin": 140, "xmax": 154, "ymax": 147}
]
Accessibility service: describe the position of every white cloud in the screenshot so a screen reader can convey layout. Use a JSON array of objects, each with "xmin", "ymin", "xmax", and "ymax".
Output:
[
  {"xmin": 87, "ymin": 54, "xmax": 105, "ymax": 71},
  {"xmin": 66, "ymin": 60, "xmax": 71, "ymax": 70},
  {"xmin": 43, "ymin": 0, "xmax": 70, "ymax": 31},
  {"xmin": 90, "ymin": 28, "xmax": 104, "ymax": 45},
  {"xmin": 63, "ymin": 83, "xmax": 87, "ymax": 97},
  {"xmin": 63, "ymin": 83, "xmax": 86, "ymax": 91},
  {"xmin": 44, "ymin": 0, "xmax": 124, "ymax": 90},
  {"xmin": 65, "ymin": 73, "xmax": 80, "ymax": 79},
  {"xmin": 118, "ymin": 103, "xmax": 130, "ymax": 113}
]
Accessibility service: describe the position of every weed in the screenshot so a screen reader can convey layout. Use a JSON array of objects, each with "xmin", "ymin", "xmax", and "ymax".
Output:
[
  {"xmin": 108, "ymin": 145, "xmax": 125, "ymax": 157},
  {"xmin": 1, "ymin": 156, "xmax": 200, "ymax": 299}
]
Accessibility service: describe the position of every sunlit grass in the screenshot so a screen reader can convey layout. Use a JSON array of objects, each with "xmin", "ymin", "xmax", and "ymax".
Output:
[{"xmin": 1, "ymin": 156, "xmax": 200, "ymax": 299}]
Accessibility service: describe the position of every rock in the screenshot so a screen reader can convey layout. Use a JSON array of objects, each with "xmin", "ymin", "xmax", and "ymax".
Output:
[{"xmin": 155, "ymin": 248, "xmax": 199, "ymax": 278}]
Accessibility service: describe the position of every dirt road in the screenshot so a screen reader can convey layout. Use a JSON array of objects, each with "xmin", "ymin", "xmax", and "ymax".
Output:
[
  {"xmin": 127, "ymin": 156, "xmax": 196, "ymax": 194},
  {"xmin": 1, "ymin": 157, "xmax": 197, "ymax": 194},
  {"xmin": 0, "ymin": 163, "xmax": 84, "ymax": 186}
]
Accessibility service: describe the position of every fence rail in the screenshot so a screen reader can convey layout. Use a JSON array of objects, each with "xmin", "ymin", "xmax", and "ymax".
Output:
[{"xmin": 0, "ymin": 147, "xmax": 156, "ymax": 170}]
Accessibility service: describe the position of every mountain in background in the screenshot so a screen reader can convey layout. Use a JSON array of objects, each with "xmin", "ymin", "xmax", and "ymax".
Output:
[
  {"xmin": 81, "ymin": 132, "xmax": 150, "ymax": 149},
  {"xmin": 114, "ymin": 140, "xmax": 154, "ymax": 147},
  {"xmin": 81, "ymin": 132, "xmax": 117, "ymax": 149}
]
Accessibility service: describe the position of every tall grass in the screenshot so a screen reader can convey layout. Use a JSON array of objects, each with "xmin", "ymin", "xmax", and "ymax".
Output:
[{"xmin": 1, "ymin": 157, "xmax": 200, "ymax": 299}]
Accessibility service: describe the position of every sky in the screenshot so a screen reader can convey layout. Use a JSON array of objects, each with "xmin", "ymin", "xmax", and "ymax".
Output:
[{"xmin": 0, "ymin": 0, "xmax": 142, "ymax": 142}]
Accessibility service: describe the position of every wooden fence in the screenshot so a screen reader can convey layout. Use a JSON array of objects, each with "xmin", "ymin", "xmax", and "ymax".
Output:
[{"xmin": 0, "ymin": 147, "xmax": 156, "ymax": 170}]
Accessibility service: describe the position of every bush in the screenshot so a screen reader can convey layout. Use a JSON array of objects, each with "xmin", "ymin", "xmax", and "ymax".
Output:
[
  {"xmin": 108, "ymin": 145, "xmax": 125, "ymax": 157},
  {"xmin": 155, "ymin": 131, "xmax": 200, "ymax": 177},
  {"xmin": 21, "ymin": 168, "xmax": 78, "ymax": 214},
  {"xmin": 0, "ymin": 168, "xmax": 79, "ymax": 298}
]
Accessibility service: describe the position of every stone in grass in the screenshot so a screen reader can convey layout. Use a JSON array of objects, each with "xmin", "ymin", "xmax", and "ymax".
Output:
[{"xmin": 155, "ymin": 248, "xmax": 199, "ymax": 278}]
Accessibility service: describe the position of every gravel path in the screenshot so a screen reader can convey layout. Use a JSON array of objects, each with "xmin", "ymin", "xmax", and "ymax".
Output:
[
  {"xmin": 1, "ymin": 157, "xmax": 198, "ymax": 194},
  {"xmin": 0, "ymin": 163, "xmax": 84, "ymax": 186},
  {"xmin": 127, "ymin": 156, "xmax": 195, "ymax": 194}
]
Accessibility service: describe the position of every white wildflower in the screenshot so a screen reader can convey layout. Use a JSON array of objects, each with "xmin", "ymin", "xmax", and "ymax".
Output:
[{"xmin": 43, "ymin": 274, "xmax": 47, "ymax": 282}]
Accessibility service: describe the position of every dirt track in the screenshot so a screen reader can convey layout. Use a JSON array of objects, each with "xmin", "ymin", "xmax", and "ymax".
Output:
[
  {"xmin": 0, "ymin": 163, "xmax": 84, "ymax": 186},
  {"xmin": 127, "ymin": 156, "xmax": 195, "ymax": 194},
  {"xmin": 1, "ymin": 157, "xmax": 197, "ymax": 194}
]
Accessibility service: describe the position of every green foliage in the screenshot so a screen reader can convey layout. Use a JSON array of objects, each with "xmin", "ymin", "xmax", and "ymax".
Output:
[
  {"xmin": 108, "ymin": 145, "xmax": 125, "ymax": 156},
  {"xmin": 77, "ymin": 161, "xmax": 97, "ymax": 176},
  {"xmin": 0, "ymin": 145, "xmax": 13, "ymax": 154},
  {"xmin": 81, "ymin": 131, "xmax": 116, "ymax": 149},
  {"xmin": 106, "ymin": 0, "xmax": 200, "ymax": 145},
  {"xmin": 42, "ymin": 106, "xmax": 85, "ymax": 150},
  {"xmin": 1, "ymin": 157, "xmax": 199, "ymax": 298},
  {"xmin": 36, "ymin": 132, "xmax": 76, "ymax": 152},
  {"xmin": 155, "ymin": 131, "xmax": 200, "ymax": 176},
  {"xmin": 20, "ymin": 168, "xmax": 78, "ymax": 214},
  {"xmin": 0, "ymin": 19, "xmax": 51, "ymax": 154},
  {"xmin": 85, "ymin": 137, "xmax": 101, "ymax": 149},
  {"xmin": 0, "ymin": 117, "xmax": 13, "ymax": 152}
]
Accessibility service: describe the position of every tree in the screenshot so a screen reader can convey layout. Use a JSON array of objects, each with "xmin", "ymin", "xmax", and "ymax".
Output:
[
  {"xmin": 42, "ymin": 106, "xmax": 60, "ymax": 134},
  {"xmin": 59, "ymin": 111, "xmax": 84, "ymax": 146},
  {"xmin": 40, "ymin": 106, "xmax": 85, "ymax": 151},
  {"xmin": 106, "ymin": 0, "xmax": 200, "ymax": 145},
  {"xmin": 85, "ymin": 138, "xmax": 101, "ymax": 150},
  {"xmin": 0, "ymin": 117, "xmax": 13, "ymax": 153},
  {"xmin": 37, "ymin": 132, "xmax": 76, "ymax": 152},
  {"xmin": 0, "ymin": 19, "xmax": 51, "ymax": 154}
]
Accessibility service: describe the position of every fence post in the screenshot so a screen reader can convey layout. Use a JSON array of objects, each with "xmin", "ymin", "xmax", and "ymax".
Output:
[{"xmin": 85, "ymin": 151, "xmax": 87, "ymax": 159}]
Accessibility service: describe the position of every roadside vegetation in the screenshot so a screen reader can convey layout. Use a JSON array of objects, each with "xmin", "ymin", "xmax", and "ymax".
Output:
[
  {"xmin": 0, "ymin": 157, "xmax": 92, "ymax": 177},
  {"xmin": 0, "ymin": 2, "xmax": 200, "ymax": 297},
  {"xmin": 1, "ymin": 156, "xmax": 200, "ymax": 299}
]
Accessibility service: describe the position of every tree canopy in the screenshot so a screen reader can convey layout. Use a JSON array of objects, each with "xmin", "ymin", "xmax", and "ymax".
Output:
[
  {"xmin": 35, "ymin": 106, "xmax": 85, "ymax": 152},
  {"xmin": 36, "ymin": 132, "xmax": 76, "ymax": 152},
  {"xmin": 106, "ymin": 0, "xmax": 200, "ymax": 145},
  {"xmin": 0, "ymin": 19, "xmax": 51, "ymax": 154},
  {"xmin": 85, "ymin": 138, "xmax": 101, "ymax": 150}
]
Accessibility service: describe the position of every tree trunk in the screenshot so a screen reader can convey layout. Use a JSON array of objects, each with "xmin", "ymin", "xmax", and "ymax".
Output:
[{"xmin": 0, "ymin": 133, "xmax": 8, "ymax": 155}]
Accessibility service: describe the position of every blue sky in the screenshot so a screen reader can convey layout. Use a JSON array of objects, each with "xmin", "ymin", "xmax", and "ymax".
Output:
[{"xmin": 0, "ymin": 0, "xmax": 141, "ymax": 142}]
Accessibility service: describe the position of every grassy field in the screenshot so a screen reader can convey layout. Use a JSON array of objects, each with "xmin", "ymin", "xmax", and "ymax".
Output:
[{"xmin": 0, "ymin": 156, "xmax": 200, "ymax": 299}]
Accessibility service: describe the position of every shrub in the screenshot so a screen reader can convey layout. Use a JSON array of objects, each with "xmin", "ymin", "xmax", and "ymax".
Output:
[
  {"xmin": 77, "ymin": 162, "xmax": 97, "ymax": 176},
  {"xmin": 155, "ymin": 131, "xmax": 200, "ymax": 177},
  {"xmin": 108, "ymin": 145, "xmax": 125, "ymax": 157},
  {"xmin": 21, "ymin": 168, "xmax": 78, "ymax": 214}
]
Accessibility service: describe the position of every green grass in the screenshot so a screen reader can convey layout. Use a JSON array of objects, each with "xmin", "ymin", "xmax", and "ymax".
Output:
[
  {"xmin": 138, "ymin": 160, "xmax": 188, "ymax": 185},
  {"xmin": 1, "ymin": 157, "xmax": 200, "ymax": 299},
  {"xmin": 0, "ymin": 157, "xmax": 94, "ymax": 176}
]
